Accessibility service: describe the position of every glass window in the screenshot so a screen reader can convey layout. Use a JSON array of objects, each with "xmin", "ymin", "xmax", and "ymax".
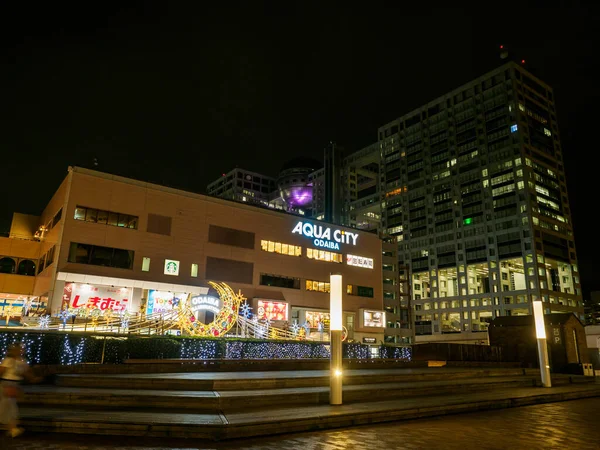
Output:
[
  {"xmin": 306, "ymin": 248, "xmax": 342, "ymax": 263},
  {"xmin": 90, "ymin": 246, "xmax": 113, "ymax": 266},
  {"xmin": 74, "ymin": 207, "xmax": 87, "ymax": 221},
  {"xmin": 68, "ymin": 242, "xmax": 134, "ymax": 269},
  {"xmin": 117, "ymin": 214, "xmax": 129, "ymax": 227},
  {"xmin": 108, "ymin": 212, "xmax": 119, "ymax": 226},
  {"xmin": 306, "ymin": 279, "xmax": 330, "ymax": 293},
  {"xmin": 260, "ymin": 240, "xmax": 301, "ymax": 257},
  {"xmin": 260, "ymin": 273, "xmax": 300, "ymax": 289},
  {"xmin": 112, "ymin": 248, "xmax": 133, "ymax": 269},
  {"xmin": 85, "ymin": 208, "xmax": 98, "ymax": 223},
  {"xmin": 97, "ymin": 210, "xmax": 109, "ymax": 224},
  {"xmin": 191, "ymin": 263, "xmax": 198, "ymax": 277},
  {"xmin": 142, "ymin": 257, "xmax": 151, "ymax": 272}
]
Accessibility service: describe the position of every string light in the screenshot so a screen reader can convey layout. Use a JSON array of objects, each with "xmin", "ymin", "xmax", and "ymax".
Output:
[
  {"xmin": 290, "ymin": 321, "xmax": 300, "ymax": 336},
  {"xmin": 0, "ymin": 330, "xmax": 411, "ymax": 365},
  {"xmin": 38, "ymin": 315, "xmax": 51, "ymax": 329},
  {"xmin": 239, "ymin": 302, "xmax": 252, "ymax": 319}
]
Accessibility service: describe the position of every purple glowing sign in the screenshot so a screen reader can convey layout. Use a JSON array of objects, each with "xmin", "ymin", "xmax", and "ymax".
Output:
[{"xmin": 284, "ymin": 187, "xmax": 313, "ymax": 207}]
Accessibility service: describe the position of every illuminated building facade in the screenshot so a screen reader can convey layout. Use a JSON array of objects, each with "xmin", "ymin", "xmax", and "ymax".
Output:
[
  {"xmin": 2, "ymin": 167, "xmax": 384, "ymax": 343},
  {"xmin": 378, "ymin": 61, "xmax": 582, "ymax": 343}
]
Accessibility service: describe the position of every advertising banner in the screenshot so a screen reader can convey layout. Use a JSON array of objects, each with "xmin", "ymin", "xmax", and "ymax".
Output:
[
  {"xmin": 63, "ymin": 283, "xmax": 130, "ymax": 311},
  {"xmin": 363, "ymin": 310, "xmax": 385, "ymax": 328},
  {"xmin": 256, "ymin": 300, "xmax": 288, "ymax": 321},
  {"xmin": 147, "ymin": 290, "xmax": 187, "ymax": 315}
]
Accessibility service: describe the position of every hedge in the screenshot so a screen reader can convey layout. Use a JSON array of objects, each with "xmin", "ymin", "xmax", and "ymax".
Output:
[{"xmin": 0, "ymin": 330, "xmax": 411, "ymax": 365}]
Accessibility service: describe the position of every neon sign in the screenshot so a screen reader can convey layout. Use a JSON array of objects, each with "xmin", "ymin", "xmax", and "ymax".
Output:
[{"xmin": 292, "ymin": 221, "xmax": 358, "ymax": 251}]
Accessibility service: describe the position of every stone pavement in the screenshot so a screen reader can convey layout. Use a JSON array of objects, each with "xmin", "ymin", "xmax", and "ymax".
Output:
[{"xmin": 1, "ymin": 397, "xmax": 599, "ymax": 449}]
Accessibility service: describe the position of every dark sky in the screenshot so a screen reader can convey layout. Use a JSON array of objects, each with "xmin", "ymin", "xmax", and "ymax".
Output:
[{"xmin": 2, "ymin": 3, "xmax": 599, "ymax": 296}]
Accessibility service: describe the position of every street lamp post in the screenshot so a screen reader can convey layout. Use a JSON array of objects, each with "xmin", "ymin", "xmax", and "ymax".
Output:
[
  {"xmin": 533, "ymin": 300, "xmax": 551, "ymax": 387},
  {"xmin": 330, "ymin": 273, "xmax": 343, "ymax": 405}
]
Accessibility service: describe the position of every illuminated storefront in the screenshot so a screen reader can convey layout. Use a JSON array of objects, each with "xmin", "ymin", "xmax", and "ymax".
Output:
[
  {"xmin": 62, "ymin": 283, "xmax": 132, "ymax": 312},
  {"xmin": 256, "ymin": 300, "xmax": 288, "ymax": 321},
  {"xmin": 361, "ymin": 309, "xmax": 386, "ymax": 328}
]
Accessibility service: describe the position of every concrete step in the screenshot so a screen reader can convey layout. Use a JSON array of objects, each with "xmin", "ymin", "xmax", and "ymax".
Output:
[
  {"xmin": 19, "ymin": 383, "xmax": 600, "ymax": 440},
  {"xmin": 54, "ymin": 367, "xmax": 536, "ymax": 391},
  {"xmin": 25, "ymin": 374, "xmax": 593, "ymax": 411}
]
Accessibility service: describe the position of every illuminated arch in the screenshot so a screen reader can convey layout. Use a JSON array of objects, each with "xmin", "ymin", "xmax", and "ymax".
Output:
[{"xmin": 177, "ymin": 281, "xmax": 245, "ymax": 337}]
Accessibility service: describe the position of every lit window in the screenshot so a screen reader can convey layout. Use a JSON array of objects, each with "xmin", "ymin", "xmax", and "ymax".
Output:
[
  {"xmin": 518, "ymin": 103, "xmax": 525, "ymax": 112},
  {"xmin": 306, "ymin": 248, "xmax": 342, "ymax": 263},
  {"xmin": 511, "ymin": 124, "xmax": 518, "ymax": 133},
  {"xmin": 544, "ymin": 128, "xmax": 552, "ymax": 137},
  {"xmin": 191, "ymin": 263, "xmax": 198, "ymax": 278},
  {"xmin": 261, "ymin": 240, "xmax": 301, "ymax": 257},
  {"xmin": 306, "ymin": 279, "xmax": 330, "ymax": 293},
  {"xmin": 142, "ymin": 257, "xmax": 150, "ymax": 272}
]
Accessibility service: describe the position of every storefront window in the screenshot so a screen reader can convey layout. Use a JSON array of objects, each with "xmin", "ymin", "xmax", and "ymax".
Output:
[{"xmin": 306, "ymin": 311, "xmax": 330, "ymax": 328}]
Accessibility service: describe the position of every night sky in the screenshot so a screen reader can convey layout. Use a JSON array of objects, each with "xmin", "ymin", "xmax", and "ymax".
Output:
[{"xmin": 2, "ymin": 4, "xmax": 599, "ymax": 296}]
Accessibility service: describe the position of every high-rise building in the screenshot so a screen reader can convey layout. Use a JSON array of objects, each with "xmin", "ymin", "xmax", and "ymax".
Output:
[
  {"xmin": 206, "ymin": 168, "xmax": 277, "ymax": 209},
  {"xmin": 377, "ymin": 61, "xmax": 582, "ymax": 343}
]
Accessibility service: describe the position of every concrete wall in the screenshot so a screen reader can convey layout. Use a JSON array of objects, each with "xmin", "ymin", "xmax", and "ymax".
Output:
[
  {"xmin": 9, "ymin": 213, "xmax": 39, "ymax": 239},
  {"xmin": 0, "ymin": 236, "xmax": 41, "ymax": 295}
]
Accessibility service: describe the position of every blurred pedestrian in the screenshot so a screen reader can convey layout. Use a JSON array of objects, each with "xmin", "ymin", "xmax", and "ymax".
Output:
[{"xmin": 0, "ymin": 343, "xmax": 40, "ymax": 438}]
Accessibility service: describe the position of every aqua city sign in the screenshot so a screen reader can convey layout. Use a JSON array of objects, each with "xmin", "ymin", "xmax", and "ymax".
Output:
[{"xmin": 292, "ymin": 221, "xmax": 358, "ymax": 250}]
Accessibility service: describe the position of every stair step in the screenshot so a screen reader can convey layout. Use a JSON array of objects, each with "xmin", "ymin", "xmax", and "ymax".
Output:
[
  {"xmin": 54, "ymin": 367, "xmax": 533, "ymax": 391},
  {"xmin": 19, "ymin": 383, "xmax": 600, "ymax": 440},
  {"xmin": 26, "ymin": 375, "xmax": 593, "ymax": 410}
]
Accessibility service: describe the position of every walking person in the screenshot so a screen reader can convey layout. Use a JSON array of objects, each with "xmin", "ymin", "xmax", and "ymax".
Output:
[{"xmin": 0, "ymin": 343, "xmax": 39, "ymax": 437}]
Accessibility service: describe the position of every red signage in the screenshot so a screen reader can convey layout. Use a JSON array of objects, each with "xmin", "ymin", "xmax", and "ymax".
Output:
[{"xmin": 63, "ymin": 283, "xmax": 130, "ymax": 311}]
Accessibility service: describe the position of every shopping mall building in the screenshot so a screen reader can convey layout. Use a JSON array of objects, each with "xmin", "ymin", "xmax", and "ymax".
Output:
[{"xmin": 0, "ymin": 167, "xmax": 385, "ymax": 343}]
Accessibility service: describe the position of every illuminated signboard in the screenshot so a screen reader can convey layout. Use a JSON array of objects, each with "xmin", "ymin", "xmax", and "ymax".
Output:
[
  {"xmin": 292, "ymin": 221, "xmax": 358, "ymax": 251},
  {"xmin": 147, "ymin": 290, "xmax": 186, "ymax": 315},
  {"xmin": 63, "ymin": 283, "xmax": 130, "ymax": 311},
  {"xmin": 190, "ymin": 295, "xmax": 221, "ymax": 315},
  {"xmin": 362, "ymin": 337, "xmax": 377, "ymax": 344},
  {"xmin": 363, "ymin": 310, "xmax": 385, "ymax": 328},
  {"xmin": 164, "ymin": 259, "xmax": 180, "ymax": 276},
  {"xmin": 257, "ymin": 300, "xmax": 288, "ymax": 321},
  {"xmin": 346, "ymin": 254, "xmax": 374, "ymax": 269}
]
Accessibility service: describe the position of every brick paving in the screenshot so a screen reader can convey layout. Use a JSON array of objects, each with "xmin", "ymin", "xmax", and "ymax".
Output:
[{"xmin": 1, "ymin": 397, "xmax": 599, "ymax": 449}]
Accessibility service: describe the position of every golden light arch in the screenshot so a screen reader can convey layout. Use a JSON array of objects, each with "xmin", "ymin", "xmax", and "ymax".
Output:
[{"xmin": 177, "ymin": 281, "xmax": 245, "ymax": 337}]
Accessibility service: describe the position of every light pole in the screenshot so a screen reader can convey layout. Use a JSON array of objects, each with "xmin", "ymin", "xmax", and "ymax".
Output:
[
  {"xmin": 330, "ymin": 273, "xmax": 343, "ymax": 405},
  {"xmin": 533, "ymin": 300, "xmax": 551, "ymax": 387}
]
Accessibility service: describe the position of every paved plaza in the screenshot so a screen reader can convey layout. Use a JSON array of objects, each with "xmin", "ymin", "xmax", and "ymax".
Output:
[{"xmin": 2, "ymin": 397, "xmax": 599, "ymax": 449}]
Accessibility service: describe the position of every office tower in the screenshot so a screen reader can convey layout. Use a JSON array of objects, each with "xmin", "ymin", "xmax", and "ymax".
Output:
[
  {"xmin": 324, "ymin": 142, "xmax": 344, "ymax": 224},
  {"xmin": 206, "ymin": 168, "xmax": 277, "ymax": 209},
  {"xmin": 378, "ymin": 61, "xmax": 582, "ymax": 343}
]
